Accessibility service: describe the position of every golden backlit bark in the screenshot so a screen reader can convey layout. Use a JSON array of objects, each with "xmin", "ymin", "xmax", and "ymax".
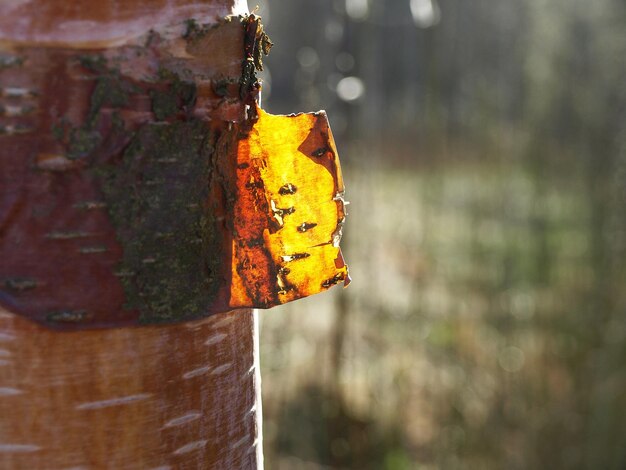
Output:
[{"xmin": 227, "ymin": 106, "xmax": 350, "ymax": 308}]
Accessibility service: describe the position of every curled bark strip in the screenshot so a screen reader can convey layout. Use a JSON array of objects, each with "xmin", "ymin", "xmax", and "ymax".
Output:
[{"xmin": 224, "ymin": 106, "xmax": 350, "ymax": 309}]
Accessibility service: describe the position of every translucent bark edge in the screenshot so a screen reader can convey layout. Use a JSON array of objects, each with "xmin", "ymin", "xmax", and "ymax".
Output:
[{"xmin": 224, "ymin": 105, "xmax": 351, "ymax": 310}]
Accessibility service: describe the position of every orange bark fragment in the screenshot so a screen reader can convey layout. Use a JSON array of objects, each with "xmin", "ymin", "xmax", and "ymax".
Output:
[{"xmin": 228, "ymin": 105, "xmax": 350, "ymax": 309}]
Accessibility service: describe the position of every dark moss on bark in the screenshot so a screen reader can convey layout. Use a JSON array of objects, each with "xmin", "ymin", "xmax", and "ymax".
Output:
[
  {"xmin": 67, "ymin": 127, "xmax": 102, "ymax": 159},
  {"xmin": 149, "ymin": 73, "xmax": 197, "ymax": 121},
  {"xmin": 87, "ymin": 75, "xmax": 131, "ymax": 124},
  {"xmin": 183, "ymin": 18, "xmax": 216, "ymax": 41},
  {"xmin": 56, "ymin": 57, "xmax": 137, "ymax": 159},
  {"xmin": 99, "ymin": 120, "xmax": 223, "ymax": 323},
  {"xmin": 51, "ymin": 53, "xmax": 227, "ymax": 323},
  {"xmin": 240, "ymin": 14, "xmax": 273, "ymax": 99},
  {"xmin": 38, "ymin": 15, "xmax": 276, "ymax": 325}
]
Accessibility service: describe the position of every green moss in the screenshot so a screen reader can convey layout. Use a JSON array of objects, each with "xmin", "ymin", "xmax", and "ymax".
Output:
[
  {"xmin": 150, "ymin": 72, "xmax": 197, "ymax": 121},
  {"xmin": 78, "ymin": 54, "xmax": 107, "ymax": 73},
  {"xmin": 67, "ymin": 127, "xmax": 101, "ymax": 159},
  {"xmin": 99, "ymin": 120, "xmax": 223, "ymax": 323},
  {"xmin": 183, "ymin": 18, "xmax": 219, "ymax": 42},
  {"xmin": 110, "ymin": 111, "xmax": 125, "ymax": 133},
  {"xmin": 51, "ymin": 121, "xmax": 66, "ymax": 141},
  {"xmin": 183, "ymin": 18, "xmax": 200, "ymax": 38},
  {"xmin": 239, "ymin": 14, "xmax": 273, "ymax": 99},
  {"xmin": 87, "ymin": 75, "xmax": 130, "ymax": 125},
  {"xmin": 149, "ymin": 90, "xmax": 178, "ymax": 121},
  {"xmin": 213, "ymin": 78, "xmax": 238, "ymax": 97},
  {"xmin": 59, "ymin": 57, "xmax": 136, "ymax": 160}
]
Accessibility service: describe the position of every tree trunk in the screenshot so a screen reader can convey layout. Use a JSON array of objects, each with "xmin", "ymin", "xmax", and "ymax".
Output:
[
  {"xmin": 0, "ymin": 307, "xmax": 262, "ymax": 469},
  {"xmin": 0, "ymin": 0, "xmax": 350, "ymax": 466},
  {"xmin": 0, "ymin": 1, "xmax": 263, "ymax": 468}
]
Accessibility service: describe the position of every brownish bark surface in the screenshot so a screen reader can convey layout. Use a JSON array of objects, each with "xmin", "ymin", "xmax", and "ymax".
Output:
[
  {"xmin": 0, "ymin": 0, "xmax": 249, "ymax": 48},
  {"xmin": 0, "ymin": 3, "xmax": 250, "ymax": 328},
  {"xmin": 0, "ymin": 306, "xmax": 262, "ymax": 469},
  {"xmin": 0, "ymin": 0, "xmax": 349, "ymax": 466},
  {"xmin": 1, "ymin": 1, "xmax": 263, "ymax": 468},
  {"xmin": 0, "ymin": 3, "xmax": 348, "ymax": 330}
]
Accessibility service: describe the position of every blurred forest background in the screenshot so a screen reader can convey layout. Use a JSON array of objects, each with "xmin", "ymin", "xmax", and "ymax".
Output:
[{"xmin": 254, "ymin": 0, "xmax": 626, "ymax": 468}]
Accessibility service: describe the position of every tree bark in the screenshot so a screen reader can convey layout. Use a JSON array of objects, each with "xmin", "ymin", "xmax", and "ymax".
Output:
[
  {"xmin": 0, "ymin": 307, "xmax": 263, "ymax": 469},
  {"xmin": 0, "ymin": 1, "xmax": 263, "ymax": 468}
]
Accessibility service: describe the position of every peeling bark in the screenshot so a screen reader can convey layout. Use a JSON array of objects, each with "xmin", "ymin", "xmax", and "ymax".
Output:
[
  {"xmin": 0, "ymin": 2, "xmax": 267, "ymax": 468},
  {"xmin": 0, "ymin": 0, "xmax": 349, "ymax": 466},
  {"xmin": 0, "ymin": 8, "xmax": 348, "ymax": 329}
]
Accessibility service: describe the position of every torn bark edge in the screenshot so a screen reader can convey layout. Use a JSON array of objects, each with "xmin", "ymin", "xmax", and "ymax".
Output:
[
  {"xmin": 218, "ymin": 104, "xmax": 351, "ymax": 310},
  {"xmin": 239, "ymin": 14, "xmax": 272, "ymax": 120},
  {"xmin": 221, "ymin": 15, "xmax": 350, "ymax": 307}
]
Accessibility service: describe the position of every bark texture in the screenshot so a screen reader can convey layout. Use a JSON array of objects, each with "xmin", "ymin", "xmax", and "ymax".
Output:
[
  {"xmin": 0, "ymin": 306, "xmax": 263, "ymax": 469},
  {"xmin": 0, "ymin": 1, "xmax": 263, "ymax": 468}
]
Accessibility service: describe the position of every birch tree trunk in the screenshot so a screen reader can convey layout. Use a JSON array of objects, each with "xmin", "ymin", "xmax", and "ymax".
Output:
[
  {"xmin": 0, "ymin": 1, "xmax": 263, "ymax": 468},
  {"xmin": 0, "ymin": 308, "xmax": 262, "ymax": 469}
]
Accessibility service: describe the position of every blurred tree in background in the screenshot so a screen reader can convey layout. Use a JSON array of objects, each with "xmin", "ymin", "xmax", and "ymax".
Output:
[{"xmin": 256, "ymin": 0, "xmax": 626, "ymax": 468}]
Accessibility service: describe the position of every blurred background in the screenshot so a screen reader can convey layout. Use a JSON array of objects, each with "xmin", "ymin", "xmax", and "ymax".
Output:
[{"xmin": 254, "ymin": 0, "xmax": 626, "ymax": 468}]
